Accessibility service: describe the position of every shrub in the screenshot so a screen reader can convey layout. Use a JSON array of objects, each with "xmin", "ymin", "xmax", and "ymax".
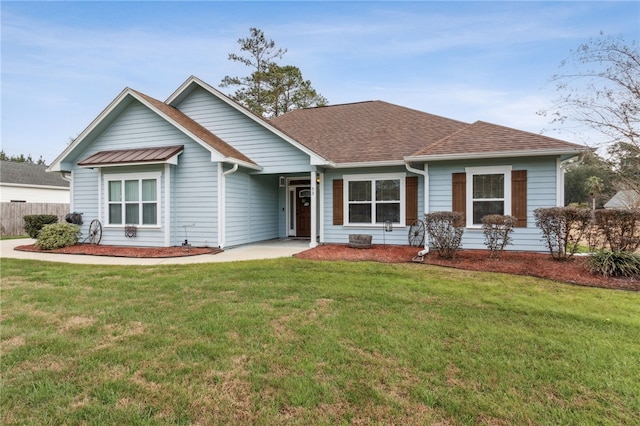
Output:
[
  {"xmin": 424, "ymin": 211, "xmax": 464, "ymax": 259},
  {"xmin": 590, "ymin": 209, "xmax": 640, "ymax": 252},
  {"xmin": 534, "ymin": 207, "xmax": 591, "ymax": 260},
  {"xmin": 587, "ymin": 250, "xmax": 640, "ymax": 278},
  {"xmin": 35, "ymin": 223, "xmax": 81, "ymax": 250},
  {"xmin": 23, "ymin": 215, "xmax": 58, "ymax": 238},
  {"xmin": 481, "ymin": 215, "xmax": 516, "ymax": 258}
]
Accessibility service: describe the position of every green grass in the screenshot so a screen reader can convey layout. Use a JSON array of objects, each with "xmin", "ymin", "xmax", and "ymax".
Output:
[
  {"xmin": 0, "ymin": 235, "xmax": 28, "ymax": 240},
  {"xmin": 2, "ymin": 257, "xmax": 639, "ymax": 425}
]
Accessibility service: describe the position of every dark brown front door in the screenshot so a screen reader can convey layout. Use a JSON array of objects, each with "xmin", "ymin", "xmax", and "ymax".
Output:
[{"xmin": 295, "ymin": 187, "xmax": 311, "ymax": 237}]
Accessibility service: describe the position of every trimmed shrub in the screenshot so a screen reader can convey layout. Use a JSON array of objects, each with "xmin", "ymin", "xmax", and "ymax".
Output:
[
  {"xmin": 23, "ymin": 215, "xmax": 58, "ymax": 238},
  {"xmin": 35, "ymin": 223, "xmax": 81, "ymax": 250},
  {"xmin": 424, "ymin": 211, "xmax": 464, "ymax": 259},
  {"xmin": 587, "ymin": 250, "xmax": 640, "ymax": 278},
  {"xmin": 534, "ymin": 207, "xmax": 591, "ymax": 260},
  {"xmin": 590, "ymin": 209, "xmax": 640, "ymax": 252},
  {"xmin": 481, "ymin": 215, "xmax": 517, "ymax": 259}
]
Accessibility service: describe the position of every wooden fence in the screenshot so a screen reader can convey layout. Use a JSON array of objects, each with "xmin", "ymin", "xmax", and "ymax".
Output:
[{"xmin": 0, "ymin": 203, "xmax": 70, "ymax": 236}]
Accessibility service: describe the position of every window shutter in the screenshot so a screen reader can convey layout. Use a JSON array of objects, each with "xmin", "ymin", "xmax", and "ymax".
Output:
[
  {"xmin": 333, "ymin": 179, "xmax": 343, "ymax": 225},
  {"xmin": 452, "ymin": 172, "xmax": 466, "ymax": 226},
  {"xmin": 405, "ymin": 176, "xmax": 418, "ymax": 224},
  {"xmin": 511, "ymin": 170, "xmax": 527, "ymax": 227}
]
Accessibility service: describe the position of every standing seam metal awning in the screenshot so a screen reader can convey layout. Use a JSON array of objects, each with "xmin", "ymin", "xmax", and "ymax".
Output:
[{"xmin": 78, "ymin": 145, "xmax": 184, "ymax": 168}]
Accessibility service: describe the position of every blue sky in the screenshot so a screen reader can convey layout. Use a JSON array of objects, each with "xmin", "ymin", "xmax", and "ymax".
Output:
[{"xmin": 2, "ymin": 1, "xmax": 639, "ymax": 163}]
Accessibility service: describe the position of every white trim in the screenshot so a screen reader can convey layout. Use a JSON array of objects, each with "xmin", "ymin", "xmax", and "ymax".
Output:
[
  {"xmin": 405, "ymin": 148, "xmax": 584, "ymax": 162},
  {"xmin": 319, "ymin": 171, "xmax": 325, "ymax": 244},
  {"xmin": 556, "ymin": 158, "xmax": 564, "ymax": 207},
  {"xmin": 164, "ymin": 164, "xmax": 171, "ymax": 246},
  {"xmin": 465, "ymin": 165, "xmax": 512, "ymax": 229},
  {"xmin": 310, "ymin": 170, "xmax": 318, "ymax": 248},
  {"xmin": 97, "ymin": 168, "xmax": 102, "ymax": 225},
  {"xmin": 343, "ymin": 172, "xmax": 407, "ymax": 227},
  {"xmin": 70, "ymin": 170, "xmax": 75, "ymax": 212},
  {"xmin": 102, "ymin": 171, "xmax": 162, "ymax": 227},
  {"xmin": 332, "ymin": 160, "xmax": 405, "ymax": 169},
  {"xmin": 0, "ymin": 183, "xmax": 69, "ymax": 191},
  {"xmin": 217, "ymin": 163, "xmax": 224, "ymax": 248}
]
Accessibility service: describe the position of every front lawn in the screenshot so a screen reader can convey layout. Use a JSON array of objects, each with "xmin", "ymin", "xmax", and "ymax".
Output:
[{"xmin": 1, "ymin": 258, "xmax": 638, "ymax": 424}]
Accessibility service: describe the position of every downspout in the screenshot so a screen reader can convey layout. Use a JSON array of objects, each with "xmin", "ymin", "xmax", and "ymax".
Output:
[
  {"xmin": 61, "ymin": 172, "xmax": 73, "ymax": 211},
  {"xmin": 218, "ymin": 163, "xmax": 239, "ymax": 249},
  {"xmin": 310, "ymin": 169, "xmax": 318, "ymax": 248},
  {"xmin": 405, "ymin": 162, "xmax": 429, "ymax": 252}
]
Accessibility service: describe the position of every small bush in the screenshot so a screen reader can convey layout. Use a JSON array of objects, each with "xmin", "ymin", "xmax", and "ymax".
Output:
[
  {"xmin": 587, "ymin": 250, "xmax": 640, "ymax": 278},
  {"xmin": 424, "ymin": 211, "xmax": 464, "ymax": 259},
  {"xmin": 35, "ymin": 223, "xmax": 81, "ymax": 250},
  {"xmin": 589, "ymin": 209, "xmax": 640, "ymax": 252},
  {"xmin": 534, "ymin": 207, "xmax": 591, "ymax": 260},
  {"xmin": 23, "ymin": 214, "xmax": 58, "ymax": 238},
  {"xmin": 482, "ymin": 215, "xmax": 516, "ymax": 258}
]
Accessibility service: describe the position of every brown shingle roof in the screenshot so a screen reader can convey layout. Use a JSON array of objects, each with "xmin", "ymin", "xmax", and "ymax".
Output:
[
  {"xmin": 132, "ymin": 90, "xmax": 257, "ymax": 166},
  {"xmin": 409, "ymin": 120, "xmax": 584, "ymax": 158},
  {"xmin": 270, "ymin": 101, "xmax": 468, "ymax": 164},
  {"xmin": 78, "ymin": 145, "xmax": 184, "ymax": 167}
]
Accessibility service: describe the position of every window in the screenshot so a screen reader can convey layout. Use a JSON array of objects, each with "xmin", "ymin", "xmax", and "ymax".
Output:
[
  {"xmin": 465, "ymin": 166, "xmax": 511, "ymax": 227},
  {"xmin": 105, "ymin": 173, "xmax": 160, "ymax": 226},
  {"xmin": 344, "ymin": 173, "xmax": 405, "ymax": 225}
]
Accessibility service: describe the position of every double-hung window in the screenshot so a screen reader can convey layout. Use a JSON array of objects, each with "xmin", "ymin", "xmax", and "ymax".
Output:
[
  {"xmin": 344, "ymin": 173, "xmax": 405, "ymax": 226},
  {"xmin": 466, "ymin": 166, "xmax": 511, "ymax": 227},
  {"xmin": 105, "ymin": 172, "xmax": 160, "ymax": 226}
]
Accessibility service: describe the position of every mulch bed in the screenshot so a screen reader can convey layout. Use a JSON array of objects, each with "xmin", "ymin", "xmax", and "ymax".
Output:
[
  {"xmin": 295, "ymin": 244, "xmax": 640, "ymax": 292},
  {"xmin": 15, "ymin": 244, "xmax": 221, "ymax": 258},
  {"xmin": 14, "ymin": 243, "xmax": 639, "ymax": 291}
]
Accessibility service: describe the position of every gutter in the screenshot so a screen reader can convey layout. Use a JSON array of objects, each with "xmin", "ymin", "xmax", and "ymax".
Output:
[{"xmin": 404, "ymin": 161, "xmax": 429, "ymax": 252}]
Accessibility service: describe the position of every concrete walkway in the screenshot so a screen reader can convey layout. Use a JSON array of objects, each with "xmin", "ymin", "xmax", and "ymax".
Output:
[{"xmin": 0, "ymin": 238, "xmax": 311, "ymax": 265}]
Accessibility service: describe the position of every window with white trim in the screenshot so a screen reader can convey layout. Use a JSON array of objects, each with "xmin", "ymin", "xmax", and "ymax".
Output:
[
  {"xmin": 344, "ymin": 173, "xmax": 405, "ymax": 225},
  {"xmin": 104, "ymin": 172, "xmax": 161, "ymax": 226},
  {"xmin": 466, "ymin": 166, "xmax": 511, "ymax": 227}
]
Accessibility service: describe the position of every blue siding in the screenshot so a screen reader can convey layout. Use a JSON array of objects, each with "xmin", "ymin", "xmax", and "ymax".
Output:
[
  {"xmin": 322, "ymin": 166, "xmax": 422, "ymax": 246},
  {"xmin": 428, "ymin": 157, "xmax": 558, "ymax": 252},
  {"xmin": 175, "ymin": 87, "xmax": 312, "ymax": 173},
  {"xmin": 173, "ymin": 145, "xmax": 218, "ymax": 247},
  {"xmin": 69, "ymin": 100, "xmax": 219, "ymax": 247},
  {"xmin": 225, "ymin": 172, "xmax": 279, "ymax": 247},
  {"xmin": 322, "ymin": 158, "xmax": 561, "ymax": 252}
]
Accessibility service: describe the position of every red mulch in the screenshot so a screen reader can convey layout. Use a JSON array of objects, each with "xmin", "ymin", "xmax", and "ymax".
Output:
[
  {"xmin": 14, "ymin": 243, "xmax": 639, "ymax": 291},
  {"xmin": 15, "ymin": 244, "xmax": 221, "ymax": 258},
  {"xmin": 294, "ymin": 244, "xmax": 640, "ymax": 292}
]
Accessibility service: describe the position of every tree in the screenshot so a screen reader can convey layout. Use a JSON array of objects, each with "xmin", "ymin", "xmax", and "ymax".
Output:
[
  {"xmin": 262, "ymin": 64, "xmax": 328, "ymax": 117},
  {"xmin": 220, "ymin": 28, "xmax": 327, "ymax": 117},
  {"xmin": 563, "ymin": 151, "xmax": 615, "ymax": 206},
  {"xmin": 584, "ymin": 175, "xmax": 604, "ymax": 214},
  {"xmin": 0, "ymin": 150, "xmax": 46, "ymax": 165},
  {"xmin": 540, "ymin": 33, "xmax": 639, "ymax": 146},
  {"xmin": 540, "ymin": 33, "xmax": 639, "ymax": 194}
]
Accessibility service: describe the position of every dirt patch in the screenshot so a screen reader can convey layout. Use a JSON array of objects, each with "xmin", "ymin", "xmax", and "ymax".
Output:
[
  {"xmin": 295, "ymin": 244, "xmax": 639, "ymax": 291},
  {"xmin": 15, "ymin": 243, "xmax": 221, "ymax": 258}
]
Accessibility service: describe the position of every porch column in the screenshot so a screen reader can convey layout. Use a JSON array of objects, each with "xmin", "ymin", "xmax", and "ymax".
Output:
[{"xmin": 310, "ymin": 169, "xmax": 318, "ymax": 248}]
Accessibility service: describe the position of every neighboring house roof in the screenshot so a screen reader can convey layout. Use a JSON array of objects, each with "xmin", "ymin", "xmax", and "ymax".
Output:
[
  {"xmin": 0, "ymin": 160, "xmax": 69, "ymax": 188},
  {"xmin": 604, "ymin": 190, "xmax": 640, "ymax": 209},
  {"xmin": 407, "ymin": 120, "xmax": 586, "ymax": 161},
  {"xmin": 269, "ymin": 101, "xmax": 468, "ymax": 165},
  {"xmin": 78, "ymin": 145, "xmax": 184, "ymax": 168}
]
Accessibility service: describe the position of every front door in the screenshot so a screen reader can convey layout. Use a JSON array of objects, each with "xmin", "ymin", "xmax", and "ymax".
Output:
[{"xmin": 295, "ymin": 187, "xmax": 311, "ymax": 237}]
